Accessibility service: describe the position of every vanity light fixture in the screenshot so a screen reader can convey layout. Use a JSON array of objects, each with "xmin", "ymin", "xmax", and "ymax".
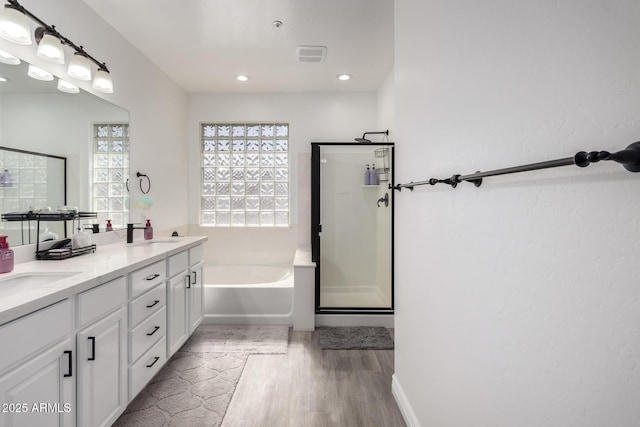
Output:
[
  {"xmin": 0, "ymin": 0, "xmax": 114, "ymax": 91},
  {"xmin": 0, "ymin": 2, "xmax": 31, "ymax": 45},
  {"xmin": 27, "ymin": 63, "xmax": 52, "ymax": 81},
  {"xmin": 236, "ymin": 74, "xmax": 249, "ymax": 82},
  {"xmin": 57, "ymin": 78, "xmax": 79, "ymax": 94},
  {"xmin": 0, "ymin": 48, "xmax": 19, "ymax": 64},
  {"xmin": 35, "ymin": 27, "xmax": 64, "ymax": 64},
  {"xmin": 92, "ymin": 66, "xmax": 113, "ymax": 93},
  {"xmin": 67, "ymin": 50, "xmax": 92, "ymax": 81},
  {"xmin": 337, "ymin": 73, "xmax": 351, "ymax": 81}
]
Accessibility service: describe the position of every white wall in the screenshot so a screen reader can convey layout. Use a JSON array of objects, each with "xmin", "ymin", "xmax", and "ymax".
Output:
[
  {"xmin": 394, "ymin": 1, "xmax": 640, "ymax": 426},
  {"xmin": 0, "ymin": 0, "xmax": 189, "ymax": 236},
  {"xmin": 188, "ymin": 93, "xmax": 377, "ymax": 266}
]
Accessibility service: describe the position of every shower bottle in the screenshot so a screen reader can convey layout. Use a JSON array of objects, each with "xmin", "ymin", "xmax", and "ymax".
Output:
[
  {"xmin": 364, "ymin": 164, "xmax": 371, "ymax": 185},
  {"xmin": 370, "ymin": 164, "xmax": 379, "ymax": 185}
]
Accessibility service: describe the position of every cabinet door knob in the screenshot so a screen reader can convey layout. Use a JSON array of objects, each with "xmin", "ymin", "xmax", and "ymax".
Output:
[
  {"xmin": 88, "ymin": 337, "xmax": 96, "ymax": 361},
  {"xmin": 184, "ymin": 275, "xmax": 191, "ymax": 289},
  {"xmin": 191, "ymin": 271, "xmax": 197, "ymax": 285}
]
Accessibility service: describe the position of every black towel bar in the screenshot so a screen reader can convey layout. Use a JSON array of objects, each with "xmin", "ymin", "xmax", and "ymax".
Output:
[{"xmin": 393, "ymin": 141, "xmax": 640, "ymax": 191}]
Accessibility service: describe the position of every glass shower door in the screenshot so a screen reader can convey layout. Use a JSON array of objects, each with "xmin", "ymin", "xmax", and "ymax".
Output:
[{"xmin": 311, "ymin": 143, "xmax": 394, "ymax": 313}]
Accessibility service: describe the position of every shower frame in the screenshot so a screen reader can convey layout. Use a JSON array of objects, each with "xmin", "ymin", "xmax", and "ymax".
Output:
[{"xmin": 311, "ymin": 142, "xmax": 395, "ymax": 315}]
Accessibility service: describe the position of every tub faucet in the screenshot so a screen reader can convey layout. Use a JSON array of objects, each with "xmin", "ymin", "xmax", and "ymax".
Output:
[{"xmin": 127, "ymin": 223, "xmax": 146, "ymax": 243}]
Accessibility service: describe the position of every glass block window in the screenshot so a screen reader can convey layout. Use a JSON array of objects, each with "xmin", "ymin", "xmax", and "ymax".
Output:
[
  {"xmin": 93, "ymin": 124, "xmax": 129, "ymax": 228},
  {"xmin": 201, "ymin": 123, "xmax": 289, "ymax": 227}
]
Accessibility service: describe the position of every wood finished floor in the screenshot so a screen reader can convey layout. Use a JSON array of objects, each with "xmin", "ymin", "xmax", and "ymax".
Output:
[{"xmin": 221, "ymin": 329, "xmax": 406, "ymax": 427}]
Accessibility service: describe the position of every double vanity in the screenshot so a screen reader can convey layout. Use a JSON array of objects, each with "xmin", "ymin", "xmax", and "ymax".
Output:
[{"xmin": 0, "ymin": 236, "xmax": 206, "ymax": 427}]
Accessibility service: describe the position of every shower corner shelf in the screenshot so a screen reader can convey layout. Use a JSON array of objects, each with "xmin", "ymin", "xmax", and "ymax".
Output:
[{"xmin": 362, "ymin": 184, "xmax": 380, "ymax": 188}]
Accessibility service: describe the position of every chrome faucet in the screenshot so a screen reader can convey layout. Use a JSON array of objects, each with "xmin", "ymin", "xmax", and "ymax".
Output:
[{"xmin": 126, "ymin": 223, "xmax": 146, "ymax": 243}]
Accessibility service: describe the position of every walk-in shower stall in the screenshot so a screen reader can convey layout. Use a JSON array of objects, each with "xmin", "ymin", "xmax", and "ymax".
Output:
[{"xmin": 311, "ymin": 143, "xmax": 394, "ymax": 314}]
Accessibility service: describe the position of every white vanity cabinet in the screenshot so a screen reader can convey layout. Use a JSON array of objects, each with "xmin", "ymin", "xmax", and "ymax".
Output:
[
  {"xmin": 167, "ymin": 244, "xmax": 204, "ymax": 358},
  {"xmin": 127, "ymin": 261, "xmax": 167, "ymax": 400},
  {"xmin": 0, "ymin": 299, "xmax": 75, "ymax": 427},
  {"xmin": 167, "ymin": 251, "xmax": 189, "ymax": 357},
  {"xmin": 76, "ymin": 277, "xmax": 128, "ymax": 427}
]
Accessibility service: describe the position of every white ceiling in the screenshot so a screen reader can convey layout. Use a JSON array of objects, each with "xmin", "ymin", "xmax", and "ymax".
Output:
[{"xmin": 82, "ymin": 0, "xmax": 394, "ymax": 94}]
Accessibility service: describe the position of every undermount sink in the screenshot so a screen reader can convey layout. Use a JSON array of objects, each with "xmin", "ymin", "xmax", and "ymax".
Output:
[{"xmin": 0, "ymin": 272, "xmax": 80, "ymax": 298}]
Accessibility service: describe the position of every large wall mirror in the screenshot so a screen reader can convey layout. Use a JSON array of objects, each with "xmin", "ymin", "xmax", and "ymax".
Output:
[{"xmin": 0, "ymin": 58, "xmax": 130, "ymax": 247}]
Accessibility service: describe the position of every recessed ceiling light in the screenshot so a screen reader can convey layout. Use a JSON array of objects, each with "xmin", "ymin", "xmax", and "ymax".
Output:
[
  {"xmin": 337, "ymin": 74, "xmax": 351, "ymax": 81},
  {"xmin": 273, "ymin": 20, "xmax": 283, "ymax": 28},
  {"xmin": 236, "ymin": 75, "xmax": 249, "ymax": 82}
]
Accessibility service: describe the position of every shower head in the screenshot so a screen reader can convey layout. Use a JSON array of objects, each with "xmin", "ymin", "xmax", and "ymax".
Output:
[{"xmin": 355, "ymin": 130, "xmax": 389, "ymax": 143}]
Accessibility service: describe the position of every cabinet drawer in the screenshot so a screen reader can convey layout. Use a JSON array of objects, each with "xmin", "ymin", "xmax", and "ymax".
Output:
[
  {"xmin": 129, "ymin": 283, "xmax": 166, "ymax": 328},
  {"xmin": 189, "ymin": 244, "xmax": 204, "ymax": 265},
  {"xmin": 129, "ymin": 337, "xmax": 166, "ymax": 400},
  {"xmin": 129, "ymin": 306, "xmax": 166, "ymax": 363},
  {"xmin": 130, "ymin": 260, "xmax": 166, "ymax": 298},
  {"xmin": 77, "ymin": 276, "xmax": 127, "ymax": 328},
  {"xmin": 0, "ymin": 299, "xmax": 72, "ymax": 373},
  {"xmin": 168, "ymin": 251, "xmax": 188, "ymax": 278}
]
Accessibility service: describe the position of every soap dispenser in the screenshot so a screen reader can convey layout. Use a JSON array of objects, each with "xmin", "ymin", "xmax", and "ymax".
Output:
[
  {"xmin": 0, "ymin": 236, "xmax": 14, "ymax": 273},
  {"xmin": 105, "ymin": 219, "xmax": 113, "ymax": 232},
  {"xmin": 144, "ymin": 219, "xmax": 153, "ymax": 240},
  {"xmin": 364, "ymin": 164, "xmax": 371, "ymax": 185}
]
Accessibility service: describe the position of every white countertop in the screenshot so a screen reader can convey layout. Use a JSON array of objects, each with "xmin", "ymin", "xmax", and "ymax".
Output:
[{"xmin": 0, "ymin": 236, "xmax": 207, "ymax": 326}]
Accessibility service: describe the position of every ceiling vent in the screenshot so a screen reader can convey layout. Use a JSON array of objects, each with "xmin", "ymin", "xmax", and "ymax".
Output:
[{"xmin": 296, "ymin": 45, "xmax": 327, "ymax": 63}]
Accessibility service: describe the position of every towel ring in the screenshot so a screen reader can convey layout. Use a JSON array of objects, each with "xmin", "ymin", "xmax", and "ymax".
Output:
[{"xmin": 137, "ymin": 172, "xmax": 151, "ymax": 194}]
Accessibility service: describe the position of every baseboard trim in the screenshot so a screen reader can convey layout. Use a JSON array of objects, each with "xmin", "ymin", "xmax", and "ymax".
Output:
[
  {"xmin": 392, "ymin": 374, "xmax": 421, "ymax": 427},
  {"xmin": 202, "ymin": 314, "xmax": 291, "ymax": 326}
]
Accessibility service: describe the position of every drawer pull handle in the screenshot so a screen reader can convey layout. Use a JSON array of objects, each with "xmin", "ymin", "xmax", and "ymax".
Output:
[
  {"xmin": 147, "ymin": 326, "xmax": 160, "ymax": 336},
  {"xmin": 63, "ymin": 350, "xmax": 73, "ymax": 377},
  {"xmin": 185, "ymin": 275, "xmax": 191, "ymax": 289},
  {"xmin": 145, "ymin": 273, "xmax": 160, "ymax": 281},
  {"xmin": 146, "ymin": 300, "xmax": 160, "ymax": 308},
  {"xmin": 146, "ymin": 357, "xmax": 160, "ymax": 368},
  {"xmin": 191, "ymin": 271, "xmax": 197, "ymax": 285},
  {"xmin": 88, "ymin": 337, "xmax": 96, "ymax": 361}
]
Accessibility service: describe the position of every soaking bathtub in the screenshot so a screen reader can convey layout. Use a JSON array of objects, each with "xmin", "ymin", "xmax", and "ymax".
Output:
[{"xmin": 202, "ymin": 264, "xmax": 294, "ymax": 325}]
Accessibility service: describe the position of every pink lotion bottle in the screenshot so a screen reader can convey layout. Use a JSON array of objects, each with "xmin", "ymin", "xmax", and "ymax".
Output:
[
  {"xmin": 106, "ymin": 219, "xmax": 113, "ymax": 232},
  {"xmin": 144, "ymin": 219, "xmax": 153, "ymax": 240},
  {"xmin": 0, "ymin": 236, "xmax": 14, "ymax": 273}
]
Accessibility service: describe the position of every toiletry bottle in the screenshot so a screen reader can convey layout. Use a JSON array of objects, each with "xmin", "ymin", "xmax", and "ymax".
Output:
[
  {"xmin": 0, "ymin": 236, "xmax": 14, "ymax": 273},
  {"xmin": 144, "ymin": 219, "xmax": 153, "ymax": 240},
  {"xmin": 106, "ymin": 219, "xmax": 113, "ymax": 232},
  {"xmin": 370, "ymin": 164, "xmax": 379, "ymax": 185},
  {"xmin": 365, "ymin": 164, "xmax": 371, "ymax": 185}
]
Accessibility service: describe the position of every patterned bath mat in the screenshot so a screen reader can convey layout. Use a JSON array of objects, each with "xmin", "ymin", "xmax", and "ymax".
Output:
[
  {"xmin": 114, "ymin": 325, "xmax": 290, "ymax": 426},
  {"xmin": 181, "ymin": 324, "xmax": 289, "ymax": 354},
  {"xmin": 319, "ymin": 326, "xmax": 394, "ymax": 350},
  {"xmin": 114, "ymin": 351, "xmax": 248, "ymax": 427}
]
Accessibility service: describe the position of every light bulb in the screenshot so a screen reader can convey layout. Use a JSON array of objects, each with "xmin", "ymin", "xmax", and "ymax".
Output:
[
  {"xmin": 0, "ymin": 49, "xmax": 19, "ymax": 65},
  {"xmin": 92, "ymin": 68, "xmax": 113, "ymax": 93},
  {"xmin": 27, "ymin": 64, "xmax": 53, "ymax": 81},
  {"xmin": 57, "ymin": 78, "xmax": 79, "ymax": 94},
  {"xmin": 0, "ymin": 5, "xmax": 32, "ymax": 45},
  {"xmin": 37, "ymin": 33, "xmax": 65, "ymax": 64},
  {"xmin": 67, "ymin": 52, "xmax": 92, "ymax": 81}
]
